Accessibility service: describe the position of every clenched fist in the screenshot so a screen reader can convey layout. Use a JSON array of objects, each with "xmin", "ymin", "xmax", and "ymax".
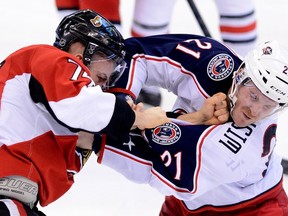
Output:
[{"xmin": 177, "ymin": 92, "xmax": 229, "ymax": 125}]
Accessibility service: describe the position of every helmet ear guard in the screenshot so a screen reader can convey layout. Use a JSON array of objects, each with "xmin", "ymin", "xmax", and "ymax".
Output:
[
  {"xmin": 83, "ymin": 42, "xmax": 125, "ymax": 66},
  {"xmin": 83, "ymin": 42, "xmax": 102, "ymax": 66}
]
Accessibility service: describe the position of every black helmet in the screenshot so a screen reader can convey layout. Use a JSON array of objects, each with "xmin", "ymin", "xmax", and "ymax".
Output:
[{"xmin": 53, "ymin": 9, "xmax": 126, "ymax": 88}]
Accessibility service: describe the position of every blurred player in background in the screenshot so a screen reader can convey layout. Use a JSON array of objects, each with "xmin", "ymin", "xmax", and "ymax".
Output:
[
  {"xmin": 130, "ymin": 0, "xmax": 257, "ymax": 58},
  {"xmin": 55, "ymin": 0, "xmax": 122, "ymax": 30},
  {"xmin": 214, "ymin": 0, "xmax": 257, "ymax": 57}
]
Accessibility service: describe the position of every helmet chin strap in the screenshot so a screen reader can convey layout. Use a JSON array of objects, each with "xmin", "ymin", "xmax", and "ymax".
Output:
[
  {"xmin": 228, "ymin": 62, "xmax": 250, "ymax": 114},
  {"xmin": 228, "ymin": 69, "xmax": 243, "ymax": 115},
  {"xmin": 228, "ymin": 75, "xmax": 237, "ymax": 114}
]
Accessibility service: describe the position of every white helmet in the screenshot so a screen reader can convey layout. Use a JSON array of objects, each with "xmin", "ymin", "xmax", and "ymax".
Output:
[
  {"xmin": 229, "ymin": 40, "xmax": 288, "ymax": 111},
  {"xmin": 245, "ymin": 40, "xmax": 288, "ymax": 104}
]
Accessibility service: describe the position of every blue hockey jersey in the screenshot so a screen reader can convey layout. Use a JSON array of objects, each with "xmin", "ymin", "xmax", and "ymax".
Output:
[{"xmin": 110, "ymin": 34, "xmax": 242, "ymax": 112}]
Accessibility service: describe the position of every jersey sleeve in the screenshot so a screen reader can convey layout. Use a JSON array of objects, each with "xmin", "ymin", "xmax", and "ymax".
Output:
[
  {"xmin": 26, "ymin": 45, "xmax": 135, "ymax": 137},
  {"xmin": 108, "ymin": 34, "xmax": 242, "ymax": 112},
  {"xmin": 97, "ymin": 120, "xmax": 236, "ymax": 200},
  {"xmin": 97, "ymin": 117, "xmax": 277, "ymax": 201}
]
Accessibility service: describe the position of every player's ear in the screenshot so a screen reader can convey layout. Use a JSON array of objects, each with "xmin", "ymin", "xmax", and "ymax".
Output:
[
  {"xmin": 75, "ymin": 53, "xmax": 83, "ymax": 61},
  {"xmin": 68, "ymin": 42, "xmax": 85, "ymax": 61}
]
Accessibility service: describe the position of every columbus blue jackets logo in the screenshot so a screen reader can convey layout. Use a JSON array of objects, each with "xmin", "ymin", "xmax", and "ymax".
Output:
[
  {"xmin": 207, "ymin": 54, "xmax": 234, "ymax": 81},
  {"xmin": 151, "ymin": 123, "xmax": 181, "ymax": 145}
]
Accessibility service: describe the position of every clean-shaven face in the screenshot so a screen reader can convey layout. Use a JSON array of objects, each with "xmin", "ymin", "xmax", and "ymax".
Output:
[{"xmin": 231, "ymin": 81, "xmax": 278, "ymax": 127}]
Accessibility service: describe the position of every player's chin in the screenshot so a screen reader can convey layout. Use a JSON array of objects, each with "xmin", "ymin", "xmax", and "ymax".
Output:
[
  {"xmin": 232, "ymin": 110, "xmax": 256, "ymax": 127},
  {"xmin": 232, "ymin": 116, "xmax": 253, "ymax": 128}
]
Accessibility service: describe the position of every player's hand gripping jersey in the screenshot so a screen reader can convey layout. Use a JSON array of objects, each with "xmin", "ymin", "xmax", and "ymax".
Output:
[
  {"xmin": 96, "ymin": 116, "xmax": 284, "ymax": 212},
  {"xmin": 0, "ymin": 45, "xmax": 134, "ymax": 206},
  {"xmin": 110, "ymin": 34, "xmax": 242, "ymax": 113}
]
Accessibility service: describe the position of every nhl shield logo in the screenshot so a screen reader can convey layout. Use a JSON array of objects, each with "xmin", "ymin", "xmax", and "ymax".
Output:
[
  {"xmin": 207, "ymin": 54, "xmax": 234, "ymax": 81},
  {"xmin": 152, "ymin": 122, "xmax": 181, "ymax": 145}
]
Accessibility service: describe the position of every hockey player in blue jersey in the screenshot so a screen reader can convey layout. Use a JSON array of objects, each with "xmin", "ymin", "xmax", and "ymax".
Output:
[
  {"xmin": 108, "ymin": 34, "xmax": 242, "ymax": 115},
  {"xmin": 93, "ymin": 38, "xmax": 288, "ymax": 215}
]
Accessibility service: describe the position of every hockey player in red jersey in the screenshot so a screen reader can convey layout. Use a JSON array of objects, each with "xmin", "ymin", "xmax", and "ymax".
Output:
[
  {"xmin": 0, "ymin": 9, "xmax": 169, "ymax": 215},
  {"xmin": 53, "ymin": 0, "xmax": 172, "ymax": 107},
  {"xmin": 93, "ymin": 40, "xmax": 288, "ymax": 215}
]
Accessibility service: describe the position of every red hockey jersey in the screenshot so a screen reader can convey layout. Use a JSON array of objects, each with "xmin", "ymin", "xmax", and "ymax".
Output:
[{"xmin": 0, "ymin": 44, "xmax": 125, "ymax": 206}]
